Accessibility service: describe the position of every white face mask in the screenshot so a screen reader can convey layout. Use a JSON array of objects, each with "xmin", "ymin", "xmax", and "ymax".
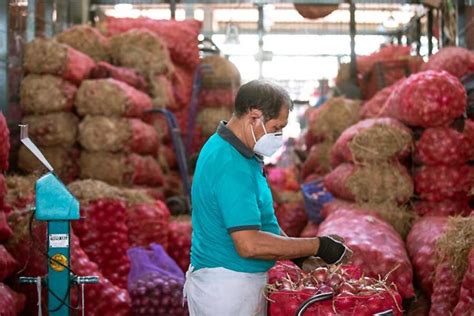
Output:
[{"xmin": 251, "ymin": 119, "xmax": 284, "ymax": 157}]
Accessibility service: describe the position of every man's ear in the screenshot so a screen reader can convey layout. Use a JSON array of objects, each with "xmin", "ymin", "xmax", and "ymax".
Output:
[{"xmin": 248, "ymin": 109, "xmax": 263, "ymax": 126}]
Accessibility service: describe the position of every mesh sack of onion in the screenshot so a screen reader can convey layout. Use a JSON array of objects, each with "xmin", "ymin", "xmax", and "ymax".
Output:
[
  {"xmin": 360, "ymin": 82, "xmax": 399, "ymax": 119},
  {"xmin": 3, "ymin": 175, "xmax": 36, "ymax": 212},
  {"xmin": 324, "ymin": 162, "xmax": 414, "ymax": 205},
  {"xmin": 0, "ymin": 283, "xmax": 26, "ymax": 316},
  {"xmin": 68, "ymin": 180, "xmax": 130, "ymax": 289},
  {"xmin": 429, "ymin": 216, "xmax": 474, "ymax": 315},
  {"xmin": 23, "ymin": 38, "xmax": 95, "ymax": 84},
  {"xmin": 79, "ymin": 116, "xmax": 159, "ymax": 156},
  {"xmin": 108, "ymin": 29, "xmax": 174, "ymax": 78},
  {"xmin": 0, "ymin": 210, "xmax": 13, "ymax": 241},
  {"xmin": 414, "ymin": 165, "xmax": 473, "ymax": 202},
  {"xmin": 70, "ymin": 232, "xmax": 131, "ymax": 316},
  {"xmin": 75, "ymin": 78, "xmax": 152, "ymax": 119},
  {"xmin": 0, "ymin": 111, "xmax": 9, "ymax": 172},
  {"xmin": 414, "ymin": 198, "xmax": 471, "ymax": 217},
  {"xmin": 330, "ymin": 118, "xmax": 413, "ymax": 168},
  {"xmin": 275, "ymin": 202, "xmax": 308, "ymax": 238},
  {"xmin": 267, "ymin": 261, "xmax": 403, "ymax": 316},
  {"xmin": 318, "ymin": 208, "xmax": 415, "ymax": 299},
  {"xmin": 172, "ymin": 64, "xmax": 194, "ymax": 111},
  {"xmin": 301, "ymin": 141, "xmax": 333, "ymax": 181},
  {"xmin": 0, "ymin": 245, "xmax": 18, "ymax": 282},
  {"xmin": 415, "ymin": 127, "xmax": 469, "ymax": 166},
  {"xmin": 200, "ymin": 55, "xmax": 241, "ymax": 90},
  {"xmin": 384, "ymin": 70, "xmax": 466, "ymax": 128},
  {"xmin": 18, "ymin": 146, "xmax": 80, "ymax": 184},
  {"xmin": 453, "ymin": 248, "xmax": 474, "ymax": 315},
  {"xmin": 422, "ymin": 47, "xmax": 474, "ymax": 79},
  {"xmin": 121, "ymin": 188, "xmax": 170, "ymax": 249},
  {"xmin": 20, "ymin": 74, "xmax": 77, "ymax": 114},
  {"xmin": 149, "ymin": 74, "xmax": 178, "ymax": 111},
  {"xmin": 90, "ymin": 61, "xmax": 148, "ymax": 93},
  {"xmin": 56, "ymin": 25, "xmax": 110, "ymax": 62},
  {"xmin": 128, "ymin": 243, "xmax": 188, "ymax": 316},
  {"xmin": 168, "ymin": 216, "xmax": 192, "ymax": 272},
  {"xmin": 199, "ymin": 88, "xmax": 236, "ymax": 108},
  {"xmin": 307, "ymin": 97, "xmax": 361, "ymax": 142},
  {"xmin": 21, "ymin": 112, "xmax": 78, "ymax": 147},
  {"xmin": 80, "ymin": 151, "xmax": 164, "ymax": 186},
  {"xmin": 101, "ymin": 16, "xmax": 202, "ymax": 71}
]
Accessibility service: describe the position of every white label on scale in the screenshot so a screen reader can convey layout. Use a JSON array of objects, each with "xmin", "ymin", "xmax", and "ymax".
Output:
[{"xmin": 49, "ymin": 234, "xmax": 69, "ymax": 248}]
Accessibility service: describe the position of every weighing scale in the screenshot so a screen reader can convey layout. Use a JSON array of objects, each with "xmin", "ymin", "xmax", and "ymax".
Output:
[{"xmin": 18, "ymin": 124, "xmax": 98, "ymax": 316}]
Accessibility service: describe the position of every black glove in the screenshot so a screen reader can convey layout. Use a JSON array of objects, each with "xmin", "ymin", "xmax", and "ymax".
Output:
[{"xmin": 315, "ymin": 236, "xmax": 347, "ymax": 265}]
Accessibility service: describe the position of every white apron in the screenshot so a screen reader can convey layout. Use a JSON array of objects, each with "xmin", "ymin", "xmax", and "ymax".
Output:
[{"xmin": 184, "ymin": 265, "xmax": 268, "ymax": 316}]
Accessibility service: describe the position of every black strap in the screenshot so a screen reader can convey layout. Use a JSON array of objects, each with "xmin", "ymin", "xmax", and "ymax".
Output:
[{"xmin": 295, "ymin": 292, "xmax": 333, "ymax": 316}]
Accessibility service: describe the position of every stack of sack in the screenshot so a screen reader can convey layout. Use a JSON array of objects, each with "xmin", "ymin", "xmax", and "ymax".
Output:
[
  {"xmin": 301, "ymin": 97, "xmax": 361, "ymax": 182},
  {"xmin": 18, "ymin": 37, "xmax": 95, "ymax": 182},
  {"xmin": 0, "ymin": 112, "xmax": 26, "ymax": 315}
]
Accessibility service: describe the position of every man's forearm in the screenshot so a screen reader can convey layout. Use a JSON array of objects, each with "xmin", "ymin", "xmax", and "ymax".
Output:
[{"xmin": 234, "ymin": 230, "xmax": 319, "ymax": 260}]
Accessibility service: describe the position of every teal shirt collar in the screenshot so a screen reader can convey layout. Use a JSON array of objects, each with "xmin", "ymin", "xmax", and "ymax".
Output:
[{"xmin": 216, "ymin": 121, "xmax": 263, "ymax": 161}]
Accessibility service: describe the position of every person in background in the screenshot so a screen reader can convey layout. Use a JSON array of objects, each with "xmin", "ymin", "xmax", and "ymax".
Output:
[{"xmin": 184, "ymin": 80, "xmax": 351, "ymax": 316}]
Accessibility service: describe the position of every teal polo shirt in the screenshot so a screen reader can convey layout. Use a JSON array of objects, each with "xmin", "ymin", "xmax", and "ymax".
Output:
[{"xmin": 190, "ymin": 121, "xmax": 281, "ymax": 273}]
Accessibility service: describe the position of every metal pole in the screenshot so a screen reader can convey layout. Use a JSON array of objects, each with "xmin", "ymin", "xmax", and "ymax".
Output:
[
  {"xmin": 415, "ymin": 17, "xmax": 421, "ymax": 55},
  {"xmin": 349, "ymin": 1, "xmax": 357, "ymax": 81},
  {"xmin": 257, "ymin": 4, "xmax": 264, "ymax": 80},
  {"xmin": 27, "ymin": 0, "xmax": 36, "ymax": 42},
  {"xmin": 170, "ymin": 0, "xmax": 176, "ymax": 20},
  {"xmin": 0, "ymin": 0, "xmax": 8, "ymax": 115},
  {"xmin": 44, "ymin": 0, "xmax": 54, "ymax": 37},
  {"xmin": 427, "ymin": 9, "xmax": 434, "ymax": 56},
  {"xmin": 456, "ymin": 0, "xmax": 466, "ymax": 47}
]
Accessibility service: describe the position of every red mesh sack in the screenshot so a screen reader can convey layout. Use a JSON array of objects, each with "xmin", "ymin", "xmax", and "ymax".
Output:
[
  {"xmin": 267, "ymin": 167, "xmax": 300, "ymax": 192},
  {"xmin": 275, "ymin": 202, "xmax": 308, "ymax": 237},
  {"xmin": 102, "ymin": 17, "xmax": 202, "ymax": 71},
  {"xmin": 0, "ymin": 245, "xmax": 18, "ymax": 281},
  {"xmin": 167, "ymin": 217, "xmax": 192, "ymax": 272},
  {"xmin": 323, "ymin": 162, "xmax": 413, "ymax": 204},
  {"xmin": 415, "ymin": 127, "xmax": 469, "ymax": 166},
  {"xmin": 3, "ymin": 175, "xmax": 36, "ymax": 213},
  {"xmin": 301, "ymin": 142, "xmax": 332, "ymax": 180},
  {"xmin": 0, "ymin": 111, "xmax": 10, "ymax": 172},
  {"xmin": 69, "ymin": 180, "xmax": 130, "ymax": 289},
  {"xmin": 90, "ymin": 61, "xmax": 148, "ymax": 93},
  {"xmin": 453, "ymin": 248, "xmax": 474, "ymax": 315},
  {"xmin": 384, "ymin": 70, "xmax": 466, "ymax": 127},
  {"xmin": 406, "ymin": 216, "xmax": 448, "ymax": 296},
  {"xmin": 318, "ymin": 208, "xmax": 415, "ymax": 299},
  {"xmin": 20, "ymin": 74, "xmax": 77, "ymax": 115},
  {"xmin": 429, "ymin": 261, "xmax": 461, "ymax": 316},
  {"xmin": 415, "ymin": 198, "xmax": 471, "ymax": 217},
  {"xmin": 414, "ymin": 165, "xmax": 472, "ymax": 202},
  {"xmin": 0, "ymin": 283, "xmax": 26, "ymax": 316},
  {"xmin": 199, "ymin": 88, "xmax": 235, "ymax": 108},
  {"xmin": 24, "ymin": 38, "xmax": 95, "ymax": 84},
  {"xmin": 330, "ymin": 118, "xmax": 412, "ymax": 167},
  {"xmin": 123, "ymin": 189, "xmax": 170, "ymax": 249},
  {"xmin": 356, "ymin": 45, "xmax": 411, "ymax": 76},
  {"xmin": 360, "ymin": 82, "xmax": 398, "ymax": 119},
  {"xmin": 150, "ymin": 74, "xmax": 178, "ymax": 110},
  {"xmin": 80, "ymin": 152, "xmax": 165, "ymax": 186},
  {"xmin": 464, "ymin": 119, "xmax": 474, "ymax": 161},
  {"xmin": 173, "ymin": 64, "xmax": 194, "ymax": 110},
  {"xmin": 300, "ymin": 221, "xmax": 319, "ymax": 237},
  {"xmin": 79, "ymin": 116, "xmax": 159, "ymax": 156},
  {"xmin": 422, "ymin": 47, "xmax": 474, "ymax": 79},
  {"xmin": 75, "ymin": 78, "xmax": 153, "ymax": 119},
  {"xmin": 71, "ymin": 233, "xmax": 131, "ymax": 316}
]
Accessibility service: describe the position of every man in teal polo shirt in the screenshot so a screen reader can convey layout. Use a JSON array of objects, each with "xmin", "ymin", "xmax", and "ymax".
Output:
[{"xmin": 184, "ymin": 80, "xmax": 350, "ymax": 315}]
